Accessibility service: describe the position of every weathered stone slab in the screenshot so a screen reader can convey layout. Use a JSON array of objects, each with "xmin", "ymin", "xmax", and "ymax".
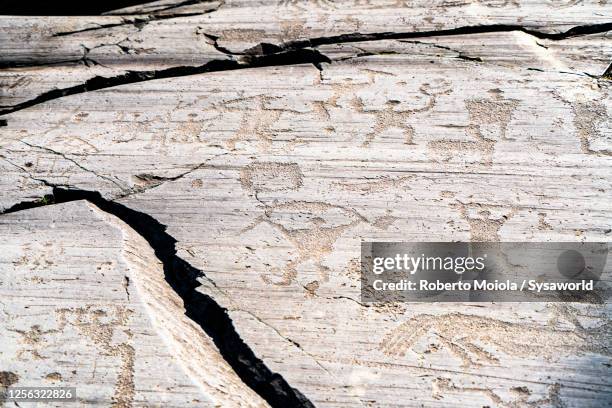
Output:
[
  {"xmin": 0, "ymin": 201, "xmax": 267, "ymax": 407},
  {"xmin": 1, "ymin": 1, "xmax": 611, "ymax": 406}
]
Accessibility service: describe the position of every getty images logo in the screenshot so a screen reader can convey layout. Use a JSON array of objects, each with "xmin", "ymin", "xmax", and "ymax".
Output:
[{"xmin": 361, "ymin": 242, "xmax": 609, "ymax": 303}]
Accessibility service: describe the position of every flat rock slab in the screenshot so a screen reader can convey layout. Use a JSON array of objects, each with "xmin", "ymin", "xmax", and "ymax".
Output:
[
  {"xmin": 1, "ymin": 1, "xmax": 611, "ymax": 407},
  {"xmin": 0, "ymin": 201, "xmax": 266, "ymax": 407}
]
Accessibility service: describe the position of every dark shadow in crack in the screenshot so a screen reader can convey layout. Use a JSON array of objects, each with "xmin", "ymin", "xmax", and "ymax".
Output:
[
  {"xmin": 1, "ymin": 194, "xmax": 55, "ymax": 214},
  {"xmin": 29, "ymin": 187, "xmax": 314, "ymax": 408},
  {"xmin": 0, "ymin": 49, "xmax": 330, "ymax": 116},
  {"xmin": 2, "ymin": 23, "xmax": 611, "ymax": 115},
  {"xmin": 603, "ymin": 62, "xmax": 612, "ymax": 79}
]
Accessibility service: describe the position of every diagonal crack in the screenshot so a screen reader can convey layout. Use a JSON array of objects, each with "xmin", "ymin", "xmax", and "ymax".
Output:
[
  {"xmin": 19, "ymin": 141, "xmax": 129, "ymax": 192},
  {"xmin": 1, "ymin": 187, "xmax": 315, "ymax": 408},
  {"xmin": 0, "ymin": 192, "xmax": 56, "ymax": 214},
  {"xmin": 49, "ymin": 0, "xmax": 224, "ymax": 35},
  {"xmin": 399, "ymin": 40, "xmax": 483, "ymax": 62},
  {"xmin": 0, "ymin": 49, "xmax": 329, "ymax": 115},
  {"xmin": 1, "ymin": 22, "xmax": 611, "ymax": 116},
  {"xmin": 239, "ymin": 310, "xmax": 332, "ymax": 376},
  {"xmin": 118, "ymin": 151, "xmax": 230, "ymax": 198},
  {"xmin": 1, "ymin": 38, "xmax": 150, "ymax": 69},
  {"xmin": 278, "ymin": 22, "xmax": 612, "ymax": 49},
  {"xmin": 198, "ymin": 31, "xmax": 240, "ymax": 57},
  {"xmin": 53, "ymin": 12, "xmax": 205, "ymax": 36},
  {"xmin": 1, "ymin": 155, "xmax": 73, "ymax": 192},
  {"xmin": 0, "ymin": 53, "xmax": 99, "ymax": 69}
]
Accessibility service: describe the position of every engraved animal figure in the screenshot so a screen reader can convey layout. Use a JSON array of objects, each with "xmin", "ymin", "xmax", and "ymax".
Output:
[
  {"xmin": 361, "ymin": 79, "xmax": 453, "ymax": 146},
  {"xmin": 465, "ymin": 94, "xmax": 519, "ymax": 141},
  {"xmin": 245, "ymin": 201, "xmax": 367, "ymax": 288},
  {"xmin": 432, "ymin": 378, "xmax": 564, "ymax": 408},
  {"xmin": 380, "ymin": 310, "xmax": 611, "ymax": 367},
  {"xmin": 428, "ymin": 93, "xmax": 519, "ymax": 165}
]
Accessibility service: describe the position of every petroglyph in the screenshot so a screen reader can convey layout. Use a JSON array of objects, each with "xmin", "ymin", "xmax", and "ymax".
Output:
[
  {"xmin": 0, "ymin": 371, "xmax": 19, "ymax": 388},
  {"xmin": 361, "ymin": 79, "xmax": 453, "ymax": 146},
  {"xmin": 332, "ymin": 175, "xmax": 414, "ymax": 193},
  {"xmin": 572, "ymin": 101, "xmax": 612, "ymax": 156},
  {"xmin": 109, "ymin": 112, "xmax": 153, "ymax": 145},
  {"xmin": 224, "ymin": 95, "xmax": 283, "ymax": 152},
  {"xmin": 432, "ymin": 378, "xmax": 563, "ymax": 408},
  {"xmin": 280, "ymin": 18, "xmax": 308, "ymax": 40},
  {"xmin": 12, "ymin": 241, "xmax": 63, "ymax": 270},
  {"xmin": 428, "ymin": 137, "xmax": 496, "ymax": 165},
  {"xmin": 240, "ymin": 162, "xmax": 304, "ymax": 193},
  {"xmin": 465, "ymin": 93, "xmax": 519, "ymax": 141},
  {"xmin": 325, "ymin": 79, "xmax": 366, "ymax": 110},
  {"xmin": 0, "ymin": 372, "xmax": 19, "ymax": 402},
  {"xmin": 452, "ymin": 202, "xmax": 518, "ymax": 241},
  {"xmin": 48, "ymin": 135, "xmax": 99, "ymax": 155},
  {"xmin": 142, "ymin": 111, "xmax": 220, "ymax": 152},
  {"xmin": 12, "ymin": 325, "xmax": 58, "ymax": 346},
  {"xmin": 361, "ymin": 100, "xmax": 417, "ymax": 146},
  {"xmin": 429, "ymin": 93, "xmax": 519, "ymax": 165},
  {"xmin": 372, "ymin": 212, "xmax": 400, "ymax": 230},
  {"xmin": 381, "ymin": 311, "xmax": 611, "ymax": 368},
  {"xmin": 55, "ymin": 306, "xmax": 135, "ymax": 408},
  {"xmin": 243, "ymin": 201, "xmax": 366, "ymax": 288},
  {"xmin": 3, "ymin": 3, "xmax": 612, "ymax": 406},
  {"xmin": 538, "ymin": 213, "xmax": 553, "ymax": 231}
]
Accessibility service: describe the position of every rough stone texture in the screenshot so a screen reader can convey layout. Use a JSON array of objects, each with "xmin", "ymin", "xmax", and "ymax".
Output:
[
  {"xmin": 0, "ymin": 201, "xmax": 267, "ymax": 407},
  {"xmin": 1, "ymin": 1, "xmax": 611, "ymax": 407}
]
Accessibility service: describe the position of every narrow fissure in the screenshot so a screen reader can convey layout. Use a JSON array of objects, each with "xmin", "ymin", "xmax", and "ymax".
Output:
[
  {"xmin": 53, "ymin": 12, "xmax": 210, "ymax": 37},
  {"xmin": 3, "ymin": 188, "xmax": 315, "ymax": 408},
  {"xmin": 1, "ymin": 22, "xmax": 610, "ymax": 115},
  {"xmin": 279, "ymin": 21, "xmax": 612, "ymax": 49},
  {"xmin": 0, "ymin": 49, "xmax": 328, "ymax": 115}
]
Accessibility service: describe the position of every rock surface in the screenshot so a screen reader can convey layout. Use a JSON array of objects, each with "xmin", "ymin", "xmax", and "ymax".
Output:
[
  {"xmin": 1, "ymin": 1, "xmax": 611, "ymax": 407},
  {"xmin": 0, "ymin": 201, "xmax": 267, "ymax": 407}
]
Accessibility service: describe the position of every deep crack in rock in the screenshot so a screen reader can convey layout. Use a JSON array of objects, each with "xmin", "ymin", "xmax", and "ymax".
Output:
[
  {"xmin": 1, "ymin": 22, "xmax": 610, "ymax": 115},
  {"xmin": 2, "ymin": 188, "xmax": 315, "ymax": 408},
  {"xmin": 0, "ymin": 49, "xmax": 329, "ymax": 115},
  {"xmin": 279, "ymin": 22, "xmax": 612, "ymax": 49}
]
